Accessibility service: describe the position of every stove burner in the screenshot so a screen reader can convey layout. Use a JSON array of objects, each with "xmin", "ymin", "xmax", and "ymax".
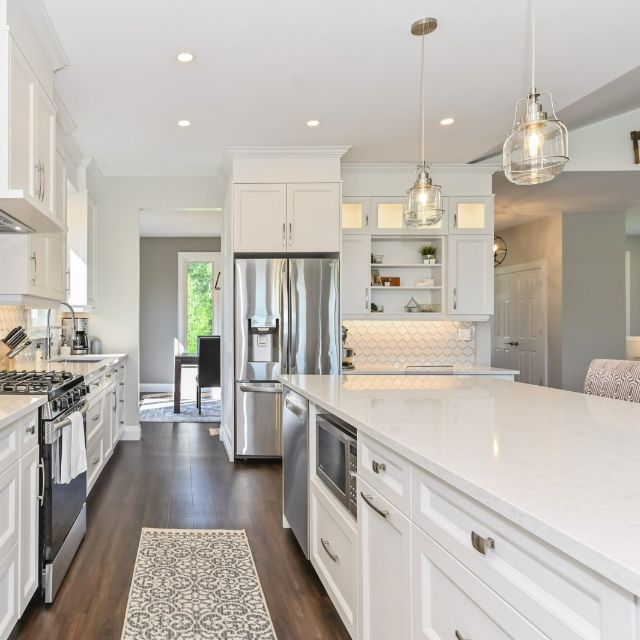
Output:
[{"xmin": 0, "ymin": 369, "xmax": 83, "ymax": 398}]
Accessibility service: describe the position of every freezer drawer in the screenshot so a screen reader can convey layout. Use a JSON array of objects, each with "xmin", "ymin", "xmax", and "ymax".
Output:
[{"xmin": 235, "ymin": 382, "xmax": 283, "ymax": 457}]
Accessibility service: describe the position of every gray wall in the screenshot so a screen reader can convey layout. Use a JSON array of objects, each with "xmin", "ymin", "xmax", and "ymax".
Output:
[
  {"xmin": 140, "ymin": 237, "xmax": 221, "ymax": 384},
  {"xmin": 561, "ymin": 212, "xmax": 626, "ymax": 392},
  {"xmin": 497, "ymin": 216, "xmax": 564, "ymax": 389},
  {"xmin": 626, "ymin": 236, "xmax": 640, "ymax": 336}
]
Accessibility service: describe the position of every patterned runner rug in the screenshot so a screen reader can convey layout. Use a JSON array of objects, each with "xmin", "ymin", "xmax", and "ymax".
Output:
[{"xmin": 121, "ymin": 528, "xmax": 277, "ymax": 639}]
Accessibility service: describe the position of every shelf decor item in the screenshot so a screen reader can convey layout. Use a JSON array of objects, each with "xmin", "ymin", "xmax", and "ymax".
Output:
[
  {"xmin": 415, "ymin": 278, "xmax": 435, "ymax": 288},
  {"xmin": 419, "ymin": 303, "xmax": 440, "ymax": 313},
  {"xmin": 503, "ymin": 0, "xmax": 568, "ymax": 185},
  {"xmin": 371, "ymin": 269, "xmax": 383, "ymax": 286},
  {"xmin": 371, "ymin": 254, "xmax": 384, "ymax": 264},
  {"xmin": 381, "ymin": 277, "xmax": 401, "ymax": 287},
  {"xmin": 419, "ymin": 244, "xmax": 437, "ymax": 264},
  {"xmin": 403, "ymin": 17, "xmax": 444, "ymax": 228},
  {"xmin": 404, "ymin": 297, "xmax": 420, "ymax": 313}
]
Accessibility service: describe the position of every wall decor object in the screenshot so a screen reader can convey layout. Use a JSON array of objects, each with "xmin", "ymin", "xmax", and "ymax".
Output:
[{"xmin": 494, "ymin": 235, "xmax": 508, "ymax": 267}]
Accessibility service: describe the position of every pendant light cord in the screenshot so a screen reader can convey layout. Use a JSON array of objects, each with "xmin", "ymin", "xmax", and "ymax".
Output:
[
  {"xmin": 530, "ymin": 0, "xmax": 536, "ymax": 94},
  {"xmin": 420, "ymin": 31, "xmax": 425, "ymax": 165}
]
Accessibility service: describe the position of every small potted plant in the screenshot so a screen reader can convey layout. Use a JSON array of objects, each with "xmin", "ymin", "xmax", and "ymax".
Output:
[{"xmin": 419, "ymin": 244, "xmax": 437, "ymax": 264}]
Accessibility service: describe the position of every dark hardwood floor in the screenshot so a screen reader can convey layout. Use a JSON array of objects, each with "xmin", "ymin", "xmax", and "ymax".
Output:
[{"xmin": 14, "ymin": 422, "xmax": 350, "ymax": 640}]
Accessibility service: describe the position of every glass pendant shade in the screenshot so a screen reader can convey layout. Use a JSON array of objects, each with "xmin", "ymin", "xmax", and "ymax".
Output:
[
  {"xmin": 403, "ymin": 163, "xmax": 444, "ymax": 228},
  {"xmin": 503, "ymin": 92, "xmax": 568, "ymax": 185}
]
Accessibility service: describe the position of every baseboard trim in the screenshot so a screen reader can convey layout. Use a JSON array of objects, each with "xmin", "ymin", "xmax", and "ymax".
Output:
[
  {"xmin": 120, "ymin": 424, "xmax": 141, "ymax": 441},
  {"xmin": 140, "ymin": 383, "xmax": 173, "ymax": 393},
  {"xmin": 220, "ymin": 423, "xmax": 233, "ymax": 462}
]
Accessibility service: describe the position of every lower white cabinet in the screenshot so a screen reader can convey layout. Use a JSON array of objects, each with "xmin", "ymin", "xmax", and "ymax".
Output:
[
  {"xmin": 357, "ymin": 478, "xmax": 411, "ymax": 640},
  {"xmin": 0, "ymin": 545, "xmax": 18, "ymax": 640},
  {"xmin": 310, "ymin": 478, "xmax": 357, "ymax": 638},
  {"xmin": 18, "ymin": 445, "xmax": 39, "ymax": 615}
]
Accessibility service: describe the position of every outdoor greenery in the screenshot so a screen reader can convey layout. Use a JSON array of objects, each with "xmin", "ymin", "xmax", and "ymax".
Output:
[{"xmin": 186, "ymin": 262, "xmax": 213, "ymax": 352}]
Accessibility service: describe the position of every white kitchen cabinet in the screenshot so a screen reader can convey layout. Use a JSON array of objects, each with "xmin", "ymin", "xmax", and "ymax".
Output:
[
  {"xmin": 449, "ymin": 196, "xmax": 494, "ymax": 234},
  {"xmin": 54, "ymin": 150, "xmax": 67, "ymax": 228},
  {"xmin": 18, "ymin": 445, "xmax": 39, "ymax": 615},
  {"xmin": 358, "ymin": 478, "xmax": 411, "ymax": 640},
  {"xmin": 34, "ymin": 84, "xmax": 56, "ymax": 219},
  {"xmin": 287, "ymin": 183, "xmax": 340, "ymax": 252},
  {"xmin": 0, "ymin": 232, "xmax": 66, "ymax": 302},
  {"xmin": 341, "ymin": 235, "xmax": 371, "ymax": 316},
  {"xmin": 342, "ymin": 197, "xmax": 371, "ymax": 234},
  {"xmin": 371, "ymin": 197, "xmax": 446, "ymax": 236},
  {"xmin": 0, "ymin": 543, "xmax": 18, "ymax": 640},
  {"xmin": 233, "ymin": 183, "xmax": 287, "ymax": 252},
  {"xmin": 102, "ymin": 386, "xmax": 116, "ymax": 461},
  {"xmin": 449, "ymin": 235, "xmax": 493, "ymax": 315},
  {"xmin": 233, "ymin": 182, "xmax": 340, "ymax": 253},
  {"xmin": 67, "ymin": 189, "xmax": 98, "ymax": 308}
]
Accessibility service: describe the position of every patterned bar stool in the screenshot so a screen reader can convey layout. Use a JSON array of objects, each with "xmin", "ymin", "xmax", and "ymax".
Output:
[{"xmin": 584, "ymin": 359, "xmax": 640, "ymax": 402}]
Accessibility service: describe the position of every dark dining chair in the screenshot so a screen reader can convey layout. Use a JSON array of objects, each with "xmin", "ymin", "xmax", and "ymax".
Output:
[{"xmin": 196, "ymin": 336, "xmax": 221, "ymax": 414}]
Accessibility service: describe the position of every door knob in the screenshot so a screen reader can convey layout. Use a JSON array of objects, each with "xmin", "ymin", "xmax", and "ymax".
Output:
[{"xmin": 506, "ymin": 341, "xmax": 519, "ymax": 346}]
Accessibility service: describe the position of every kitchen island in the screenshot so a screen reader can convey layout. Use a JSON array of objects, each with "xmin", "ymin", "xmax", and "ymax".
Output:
[{"xmin": 280, "ymin": 373, "xmax": 640, "ymax": 640}]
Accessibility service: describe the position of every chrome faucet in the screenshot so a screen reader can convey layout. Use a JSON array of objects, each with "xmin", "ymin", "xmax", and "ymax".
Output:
[{"xmin": 46, "ymin": 302, "xmax": 76, "ymax": 360}]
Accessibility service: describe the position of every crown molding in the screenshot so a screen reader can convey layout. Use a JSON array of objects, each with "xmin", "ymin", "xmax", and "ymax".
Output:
[
  {"xmin": 342, "ymin": 162, "xmax": 501, "ymax": 174},
  {"xmin": 21, "ymin": 0, "xmax": 69, "ymax": 72},
  {"xmin": 226, "ymin": 146, "xmax": 351, "ymax": 159},
  {"xmin": 77, "ymin": 157, "xmax": 104, "ymax": 192},
  {"xmin": 54, "ymin": 90, "xmax": 76, "ymax": 135}
]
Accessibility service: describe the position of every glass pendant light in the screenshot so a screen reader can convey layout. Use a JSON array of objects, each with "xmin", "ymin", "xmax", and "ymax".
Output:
[
  {"xmin": 503, "ymin": 0, "xmax": 568, "ymax": 185},
  {"xmin": 403, "ymin": 18, "xmax": 444, "ymax": 228}
]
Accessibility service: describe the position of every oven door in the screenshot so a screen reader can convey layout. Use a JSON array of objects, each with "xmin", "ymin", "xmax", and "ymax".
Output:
[{"xmin": 316, "ymin": 415, "xmax": 354, "ymax": 510}]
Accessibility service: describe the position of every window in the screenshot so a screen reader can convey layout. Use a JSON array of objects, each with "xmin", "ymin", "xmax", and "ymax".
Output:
[{"xmin": 178, "ymin": 252, "xmax": 221, "ymax": 353}]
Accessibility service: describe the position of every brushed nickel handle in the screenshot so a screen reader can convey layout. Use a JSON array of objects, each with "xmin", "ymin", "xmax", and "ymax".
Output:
[
  {"xmin": 320, "ymin": 538, "xmax": 339, "ymax": 563},
  {"xmin": 34, "ymin": 162, "xmax": 41, "ymax": 200},
  {"xmin": 25, "ymin": 424, "xmax": 35, "ymax": 435},
  {"xmin": 65, "ymin": 268, "xmax": 70, "ymax": 293},
  {"xmin": 453, "ymin": 287, "xmax": 457, "ymax": 310},
  {"xmin": 455, "ymin": 631, "xmax": 470, "ymax": 640},
  {"xmin": 41, "ymin": 161, "xmax": 46, "ymax": 201},
  {"xmin": 92, "ymin": 414, "xmax": 100, "ymax": 421},
  {"xmin": 30, "ymin": 252, "xmax": 37, "ymax": 283},
  {"xmin": 91, "ymin": 456, "xmax": 100, "ymax": 466},
  {"xmin": 471, "ymin": 531, "xmax": 495, "ymax": 555},
  {"xmin": 372, "ymin": 460, "xmax": 386, "ymax": 474},
  {"xmin": 453, "ymin": 212, "xmax": 458, "ymax": 228},
  {"xmin": 282, "ymin": 222, "xmax": 286, "ymax": 246},
  {"xmin": 38, "ymin": 459, "xmax": 45, "ymax": 506},
  {"xmin": 365, "ymin": 213, "xmax": 369, "ymax": 229},
  {"xmin": 119, "ymin": 382, "xmax": 125, "ymax": 386},
  {"xmin": 506, "ymin": 341, "xmax": 519, "ymax": 346},
  {"xmin": 365, "ymin": 288, "xmax": 369, "ymax": 311},
  {"xmin": 361, "ymin": 492, "xmax": 389, "ymax": 519},
  {"xmin": 288, "ymin": 221, "xmax": 293, "ymax": 246}
]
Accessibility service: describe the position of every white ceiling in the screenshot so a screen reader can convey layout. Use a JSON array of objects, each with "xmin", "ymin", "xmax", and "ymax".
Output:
[
  {"xmin": 43, "ymin": 0, "xmax": 640, "ymax": 176},
  {"xmin": 139, "ymin": 209, "xmax": 222, "ymax": 237},
  {"xmin": 494, "ymin": 172, "xmax": 640, "ymax": 231}
]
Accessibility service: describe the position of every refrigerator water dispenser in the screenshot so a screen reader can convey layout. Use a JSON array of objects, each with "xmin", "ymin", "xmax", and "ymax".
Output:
[{"xmin": 249, "ymin": 315, "xmax": 279, "ymax": 363}]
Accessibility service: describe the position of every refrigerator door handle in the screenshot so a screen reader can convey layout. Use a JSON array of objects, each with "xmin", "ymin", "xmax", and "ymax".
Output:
[
  {"xmin": 239, "ymin": 383, "xmax": 283, "ymax": 393},
  {"xmin": 280, "ymin": 259, "xmax": 289, "ymax": 373}
]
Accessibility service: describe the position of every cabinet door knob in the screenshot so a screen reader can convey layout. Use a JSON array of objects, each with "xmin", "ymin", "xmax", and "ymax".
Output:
[
  {"xmin": 471, "ymin": 530, "xmax": 495, "ymax": 555},
  {"xmin": 371, "ymin": 460, "xmax": 386, "ymax": 474},
  {"xmin": 25, "ymin": 424, "xmax": 36, "ymax": 435}
]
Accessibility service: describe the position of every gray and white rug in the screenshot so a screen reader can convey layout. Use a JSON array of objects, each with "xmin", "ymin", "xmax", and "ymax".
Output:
[
  {"xmin": 139, "ymin": 391, "xmax": 221, "ymax": 423},
  {"xmin": 122, "ymin": 528, "xmax": 277, "ymax": 640}
]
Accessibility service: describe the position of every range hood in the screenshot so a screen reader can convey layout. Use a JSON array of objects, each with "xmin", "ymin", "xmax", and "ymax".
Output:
[{"xmin": 0, "ymin": 210, "xmax": 33, "ymax": 233}]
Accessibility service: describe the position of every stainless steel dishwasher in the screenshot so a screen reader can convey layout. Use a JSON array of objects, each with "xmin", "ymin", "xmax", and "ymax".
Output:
[{"xmin": 282, "ymin": 388, "xmax": 309, "ymax": 557}]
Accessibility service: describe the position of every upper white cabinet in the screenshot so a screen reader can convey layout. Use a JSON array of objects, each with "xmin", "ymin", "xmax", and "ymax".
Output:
[
  {"xmin": 0, "ymin": 33, "xmax": 61, "ymax": 232},
  {"xmin": 341, "ymin": 235, "xmax": 371, "ymax": 316},
  {"xmin": 449, "ymin": 196, "xmax": 494, "ymax": 234},
  {"xmin": 448, "ymin": 235, "xmax": 493, "ymax": 315},
  {"xmin": 370, "ymin": 197, "xmax": 446, "ymax": 236},
  {"xmin": 234, "ymin": 182, "xmax": 340, "ymax": 253},
  {"xmin": 287, "ymin": 183, "xmax": 340, "ymax": 252},
  {"xmin": 67, "ymin": 189, "xmax": 98, "ymax": 308},
  {"xmin": 342, "ymin": 197, "xmax": 371, "ymax": 234}
]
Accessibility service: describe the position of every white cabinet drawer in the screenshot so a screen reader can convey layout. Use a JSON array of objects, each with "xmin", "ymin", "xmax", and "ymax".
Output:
[
  {"xmin": 18, "ymin": 412, "xmax": 37, "ymax": 458},
  {"xmin": 412, "ymin": 525, "xmax": 548, "ymax": 640},
  {"xmin": 358, "ymin": 435, "xmax": 411, "ymax": 516},
  {"xmin": 0, "ymin": 464, "xmax": 18, "ymax": 563},
  {"xmin": 86, "ymin": 397, "xmax": 104, "ymax": 445},
  {"xmin": 310, "ymin": 478, "xmax": 357, "ymax": 638},
  {"xmin": 0, "ymin": 543, "xmax": 18, "ymax": 640},
  {"xmin": 0, "ymin": 422, "xmax": 19, "ymax": 478},
  {"xmin": 87, "ymin": 374, "xmax": 104, "ymax": 396},
  {"xmin": 412, "ymin": 468, "xmax": 636, "ymax": 640},
  {"xmin": 86, "ymin": 434, "xmax": 103, "ymax": 494}
]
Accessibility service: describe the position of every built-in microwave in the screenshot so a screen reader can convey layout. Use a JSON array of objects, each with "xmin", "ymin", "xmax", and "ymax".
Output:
[{"xmin": 316, "ymin": 414, "xmax": 357, "ymax": 519}]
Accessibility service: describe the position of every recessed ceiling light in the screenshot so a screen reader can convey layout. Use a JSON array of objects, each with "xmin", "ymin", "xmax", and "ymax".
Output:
[
  {"xmin": 176, "ymin": 52, "xmax": 195, "ymax": 63},
  {"xmin": 306, "ymin": 119, "xmax": 320, "ymax": 127},
  {"xmin": 177, "ymin": 119, "xmax": 191, "ymax": 127},
  {"xmin": 440, "ymin": 117, "xmax": 455, "ymax": 126}
]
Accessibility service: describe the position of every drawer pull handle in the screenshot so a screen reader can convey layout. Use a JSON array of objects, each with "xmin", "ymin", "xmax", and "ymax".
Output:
[
  {"xmin": 93, "ymin": 414, "xmax": 100, "ymax": 421},
  {"xmin": 371, "ymin": 460, "xmax": 386, "ymax": 474},
  {"xmin": 471, "ymin": 531, "xmax": 495, "ymax": 555},
  {"xmin": 455, "ymin": 632, "xmax": 470, "ymax": 640},
  {"xmin": 320, "ymin": 538, "xmax": 339, "ymax": 563},
  {"xmin": 91, "ymin": 457, "xmax": 100, "ymax": 465},
  {"xmin": 361, "ymin": 492, "xmax": 389, "ymax": 519},
  {"xmin": 26, "ymin": 424, "xmax": 35, "ymax": 435}
]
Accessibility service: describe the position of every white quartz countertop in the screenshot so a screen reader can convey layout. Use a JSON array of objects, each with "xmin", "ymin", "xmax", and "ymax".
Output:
[
  {"xmin": 280, "ymin": 373, "xmax": 640, "ymax": 597},
  {"xmin": 5, "ymin": 354, "xmax": 127, "ymax": 383},
  {"xmin": 0, "ymin": 395, "xmax": 46, "ymax": 431},
  {"xmin": 341, "ymin": 364, "xmax": 518, "ymax": 375}
]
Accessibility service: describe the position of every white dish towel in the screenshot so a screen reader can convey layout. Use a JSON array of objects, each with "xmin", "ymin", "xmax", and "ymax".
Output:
[{"xmin": 58, "ymin": 411, "xmax": 87, "ymax": 484}]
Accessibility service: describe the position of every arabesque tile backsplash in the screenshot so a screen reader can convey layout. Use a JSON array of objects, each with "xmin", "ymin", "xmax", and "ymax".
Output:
[
  {"xmin": 0, "ymin": 305, "xmax": 26, "ymax": 334},
  {"xmin": 342, "ymin": 320, "xmax": 476, "ymax": 368}
]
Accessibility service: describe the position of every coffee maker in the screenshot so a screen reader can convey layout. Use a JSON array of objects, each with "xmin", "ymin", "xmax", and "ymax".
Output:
[{"xmin": 62, "ymin": 317, "xmax": 89, "ymax": 355}]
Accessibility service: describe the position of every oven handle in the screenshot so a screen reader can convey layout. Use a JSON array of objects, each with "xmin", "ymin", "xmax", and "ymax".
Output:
[
  {"xmin": 44, "ymin": 399, "xmax": 89, "ymax": 444},
  {"xmin": 38, "ymin": 457, "xmax": 45, "ymax": 506}
]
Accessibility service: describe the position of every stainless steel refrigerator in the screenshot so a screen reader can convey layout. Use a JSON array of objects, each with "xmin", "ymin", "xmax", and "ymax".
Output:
[{"xmin": 234, "ymin": 257, "xmax": 339, "ymax": 457}]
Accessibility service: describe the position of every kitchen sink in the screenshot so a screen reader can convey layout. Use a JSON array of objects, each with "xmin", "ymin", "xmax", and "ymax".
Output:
[{"xmin": 50, "ymin": 356, "xmax": 105, "ymax": 363}]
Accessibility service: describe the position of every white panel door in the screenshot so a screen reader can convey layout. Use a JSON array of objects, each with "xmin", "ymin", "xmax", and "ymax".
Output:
[
  {"xmin": 358, "ymin": 479, "xmax": 411, "ymax": 640},
  {"xmin": 18, "ymin": 446, "xmax": 39, "ymax": 615},
  {"xmin": 342, "ymin": 235, "xmax": 371, "ymax": 316},
  {"xmin": 449, "ymin": 235, "xmax": 493, "ymax": 315},
  {"xmin": 233, "ymin": 183, "xmax": 287, "ymax": 253},
  {"xmin": 34, "ymin": 84, "xmax": 56, "ymax": 217},
  {"xmin": 493, "ymin": 268, "xmax": 546, "ymax": 385},
  {"xmin": 45, "ymin": 234, "xmax": 66, "ymax": 300},
  {"xmin": 0, "ymin": 544, "xmax": 18, "ymax": 640},
  {"xmin": 287, "ymin": 183, "xmax": 341, "ymax": 252}
]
